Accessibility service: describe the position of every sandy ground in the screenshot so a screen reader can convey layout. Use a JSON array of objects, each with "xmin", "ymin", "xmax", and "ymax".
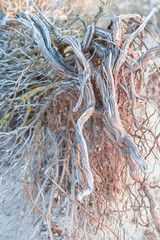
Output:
[{"xmin": 0, "ymin": 161, "xmax": 160, "ymax": 240}]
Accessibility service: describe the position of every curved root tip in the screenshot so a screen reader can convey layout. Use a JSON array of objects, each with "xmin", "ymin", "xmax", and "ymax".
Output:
[{"xmin": 77, "ymin": 187, "xmax": 93, "ymax": 202}]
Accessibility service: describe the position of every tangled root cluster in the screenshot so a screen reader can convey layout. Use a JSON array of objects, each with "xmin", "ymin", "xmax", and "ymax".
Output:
[{"xmin": 0, "ymin": 1, "xmax": 160, "ymax": 239}]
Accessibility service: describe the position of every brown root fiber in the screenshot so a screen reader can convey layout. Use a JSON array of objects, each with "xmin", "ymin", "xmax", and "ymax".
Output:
[{"xmin": 0, "ymin": 1, "xmax": 160, "ymax": 239}]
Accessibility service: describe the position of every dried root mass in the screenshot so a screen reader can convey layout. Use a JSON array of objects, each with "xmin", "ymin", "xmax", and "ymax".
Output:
[{"xmin": 0, "ymin": 2, "xmax": 160, "ymax": 239}]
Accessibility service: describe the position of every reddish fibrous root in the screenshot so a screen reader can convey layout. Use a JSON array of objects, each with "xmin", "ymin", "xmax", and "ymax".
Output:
[{"xmin": 130, "ymin": 172, "xmax": 160, "ymax": 234}]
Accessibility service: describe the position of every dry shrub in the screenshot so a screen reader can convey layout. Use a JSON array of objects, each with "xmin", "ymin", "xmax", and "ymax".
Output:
[{"xmin": 0, "ymin": 1, "xmax": 160, "ymax": 239}]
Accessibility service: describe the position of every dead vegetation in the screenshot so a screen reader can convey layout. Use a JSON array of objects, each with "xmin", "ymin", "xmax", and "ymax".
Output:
[{"xmin": 0, "ymin": 0, "xmax": 160, "ymax": 239}]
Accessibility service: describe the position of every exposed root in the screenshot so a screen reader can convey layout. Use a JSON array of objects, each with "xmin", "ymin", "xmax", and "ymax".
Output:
[{"xmin": 0, "ymin": 1, "xmax": 160, "ymax": 239}]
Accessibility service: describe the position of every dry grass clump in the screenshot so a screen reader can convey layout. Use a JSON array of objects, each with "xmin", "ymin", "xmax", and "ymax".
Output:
[{"xmin": 0, "ymin": 1, "xmax": 160, "ymax": 239}]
